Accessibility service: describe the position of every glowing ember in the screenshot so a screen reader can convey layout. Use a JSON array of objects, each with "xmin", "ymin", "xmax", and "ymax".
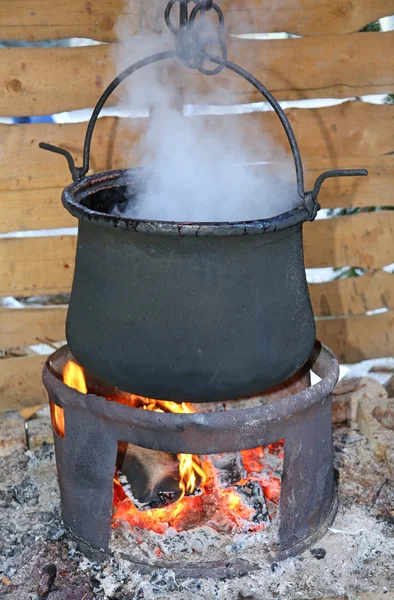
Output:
[
  {"xmin": 241, "ymin": 442, "xmax": 284, "ymax": 504},
  {"xmin": 61, "ymin": 360, "xmax": 283, "ymax": 536},
  {"xmin": 113, "ymin": 461, "xmax": 260, "ymax": 535}
]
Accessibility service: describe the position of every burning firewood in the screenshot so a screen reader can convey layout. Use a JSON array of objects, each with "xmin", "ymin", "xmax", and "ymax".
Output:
[{"xmin": 117, "ymin": 443, "xmax": 180, "ymax": 507}]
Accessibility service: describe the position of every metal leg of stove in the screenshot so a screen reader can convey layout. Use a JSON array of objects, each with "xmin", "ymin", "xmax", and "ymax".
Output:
[
  {"xmin": 277, "ymin": 395, "xmax": 336, "ymax": 559},
  {"xmin": 53, "ymin": 411, "xmax": 118, "ymax": 555}
]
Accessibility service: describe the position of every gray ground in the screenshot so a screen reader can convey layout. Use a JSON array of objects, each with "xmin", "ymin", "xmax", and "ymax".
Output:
[{"xmin": 0, "ymin": 421, "xmax": 393, "ymax": 600}]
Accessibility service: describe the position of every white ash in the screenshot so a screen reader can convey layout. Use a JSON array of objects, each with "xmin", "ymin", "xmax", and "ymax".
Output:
[
  {"xmin": 209, "ymin": 452, "xmax": 247, "ymax": 486},
  {"xmin": 112, "ymin": 511, "xmax": 276, "ymax": 566},
  {"xmin": 1, "ymin": 420, "xmax": 394, "ymax": 599},
  {"xmin": 104, "ymin": 507, "xmax": 394, "ymax": 600},
  {"xmin": 0, "ymin": 444, "xmax": 63, "ymax": 581}
]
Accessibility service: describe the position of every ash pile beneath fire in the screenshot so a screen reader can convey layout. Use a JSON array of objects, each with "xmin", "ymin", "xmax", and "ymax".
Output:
[{"xmin": 1, "ymin": 404, "xmax": 394, "ymax": 600}]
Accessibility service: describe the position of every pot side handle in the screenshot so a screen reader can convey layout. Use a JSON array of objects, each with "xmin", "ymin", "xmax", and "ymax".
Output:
[{"xmin": 304, "ymin": 169, "xmax": 369, "ymax": 221}]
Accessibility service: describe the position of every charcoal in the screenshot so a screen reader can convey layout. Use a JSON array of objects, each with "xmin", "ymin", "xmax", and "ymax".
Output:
[
  {"xmin": 48, "ymin": 528, "xmax": 65, "ymax": 542},
  {"xmin": 210, "ymin": 452, "xmax": 247, "ymax": 487},
  {"xmin": 150, "ymin": 490, "xmax": 179, "ymax": 509},
  {"xmin": 0, "ymin": 488, "xmax": 14, "ymax": 508},
  {"xmin": 37, "ymin": 563, "xmax": 57, "ymax": 599},
  {"xmin": 235, "ymin": 480, "xmax": 270, "ymax": 525},
  {"xmin": 11, "ymin": 476, "xmax": 39, "ymax": 505},
  {"xmin": 21, "ymin": 532, "xmax": 34, "ymax": 545},
  {"xmin": 149, "ymin": 569, "xmax": 178, "ymax": 592},
  {"xmin": 89, "ymin": 575, "xmax": 101, "ymax": 592},
  {"xmin": 34, "ymin": 442, "xmax": 54, "ymax": 461},
  {"xmin": 38, "ymin": 510, "xmax": 55, "ymax": 524},
  {"xmin": 184, "ymin": 578, "xmax": 202, "ymax": 591},
  {"xmin": 310, "ymin": 547, "xmax": 327, "ymax": 560},
  {"xmin": 45, "ymin": 510, "xmax": 65, "ymax": 541},
  {"xmin": 117, "ymin": 443, "xmax": 207, "ymax": 508}
]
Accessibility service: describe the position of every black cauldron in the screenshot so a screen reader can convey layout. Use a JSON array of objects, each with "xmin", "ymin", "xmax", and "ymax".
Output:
[
  {"xmin": 41, "ymin": 42, "xmax": 367, "ymax": 402},
  {"xmin": 62, "ymin": 169, "xmax": 315, "ymax": 402}
]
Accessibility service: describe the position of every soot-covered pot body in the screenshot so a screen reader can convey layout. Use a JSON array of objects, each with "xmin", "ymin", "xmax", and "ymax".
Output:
[{"xmin": 62, "ymin": 169, "xmax": 316, "ymax": 403}]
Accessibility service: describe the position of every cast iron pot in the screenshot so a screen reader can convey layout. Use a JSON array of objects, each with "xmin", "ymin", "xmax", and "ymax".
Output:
[{"xmin": 41, "ymin": 50, "xmax": 367, "ymax": 402}]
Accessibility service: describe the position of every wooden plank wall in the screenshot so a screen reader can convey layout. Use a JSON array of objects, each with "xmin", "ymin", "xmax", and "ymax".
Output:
[{"xmin": 1, "ymin": 0, "xmax": 394, "ymax": 411}]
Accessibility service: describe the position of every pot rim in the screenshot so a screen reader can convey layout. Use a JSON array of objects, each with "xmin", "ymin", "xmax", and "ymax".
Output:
[{"xmin": 62, "ymin": 168, "xmax": 311, "ymax": 237}]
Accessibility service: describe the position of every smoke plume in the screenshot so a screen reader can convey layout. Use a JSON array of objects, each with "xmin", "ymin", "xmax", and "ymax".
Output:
[{"xmin": 113, "ymin": 6, "xmax": 299, "ymax": 222}]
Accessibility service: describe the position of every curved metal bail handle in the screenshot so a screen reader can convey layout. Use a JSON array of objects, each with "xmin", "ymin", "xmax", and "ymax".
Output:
[
  {"xmin": 40, "ymin": 50, "xmax": 306, "ymax": 201},
  {"xmin": 39, "ymin": 51, "xmax": 177, "ymax": 182},
  {"xmin": 82, "ymin": 51, "xmax": 176, "ymax": 178},
  {"xmin": 305, "ymin": 169, "xmax": 369, "ymax": 221}
]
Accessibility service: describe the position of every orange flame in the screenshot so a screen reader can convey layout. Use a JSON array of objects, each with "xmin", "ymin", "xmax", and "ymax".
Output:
[
  {"xmin": 63, "ymin": 361, "xmax": 87, "ymax": 394},
  {"xmin": 139, "ymin": 399, "xmax": 206, "ymax": 499},
  {"xmin": 178, "ymin": 454, "xmax": 206, "ymax": 501},
  {"xmin": 53, "ymin": 359, "xmax": 88, "ymax": 438},
  {"xmin": 50, "ymin": 402, "xmax": 65, "ymax": 438},
  {"xmin": 62, "ymin": 360, "xmax": 206, "ymax": 499},
  {"xmin": 62, "ymin": 360, "xmax": 283, "ymax": 535}
]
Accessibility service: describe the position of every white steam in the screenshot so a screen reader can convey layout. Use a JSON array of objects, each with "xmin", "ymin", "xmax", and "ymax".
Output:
[
  {"xmin": 114, "ymin": 13, "xmax": 300, "ymax": 222},
  {"xmin": 131, "ymin": 105, "xmax": 297, "ymax": 222}
]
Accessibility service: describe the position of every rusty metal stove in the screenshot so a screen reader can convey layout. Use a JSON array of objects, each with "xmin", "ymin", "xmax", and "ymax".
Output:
[{"xmin": 43, "ymin": 341, "xmax": 339, "ymax": 568}]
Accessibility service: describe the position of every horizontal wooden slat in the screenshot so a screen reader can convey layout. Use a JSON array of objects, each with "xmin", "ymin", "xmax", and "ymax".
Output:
[
  {"xmin": 304, "ymin": 211, "xmax": 394, "ymax": 270},
  {"xmin": 0, "ymin": 307, "xmax": 66, "ymax": 349},
  {"xmin": 0, "ymin": 189, "xmax": 76, "ymax": 233},
  {"xmin": 1, "ymin": 0, "xmax": 394, "ymax": 42},
  {"xmin": 278, "ymin": 101, "xmax": 394, "ymax": 209},
  {"xmin": 0, "ymin": 235, "xmax": 76, "ymax": 297},
  {"xmin": 0, "ymin": 0, "xmax": 137, "ymax": 43},
  {"xmin": 310, "ymin": 271, "xmax": 394, "ymax": 317},
  {"xmin": 1, "ymin": 32, "xmax": 394, "ymax": 116},
  {"xmin": 1, "ymin": 212, "xmax": 393, "ymax": 297},
  {"xmin": 223, "ymin": 0, "xmax": 394, "ymax": 36},
  {"xmin": 1, "ymin": 102, "xmax": 393, "ymax": 232},
  {"xmin": 0, "ymin": 354, "xmax": 49, "ymax": 413},
  {"xmin": 315, "ymin": 166, "xmax": 394, "ymax": 211},
  {"xmin": 0, "ymin": 117, "xmax": 145, "ymax": 197},
  {"xmin": 316, "ymin": 310, "xmax": 394, "ymax": 363},
  {"xmin": 186, "ymin": 31, "xmax": 394, "ymax": 104},
  {"xmin": 0, "ymin": 44, "xmax": 113, "ymax": 117}
]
